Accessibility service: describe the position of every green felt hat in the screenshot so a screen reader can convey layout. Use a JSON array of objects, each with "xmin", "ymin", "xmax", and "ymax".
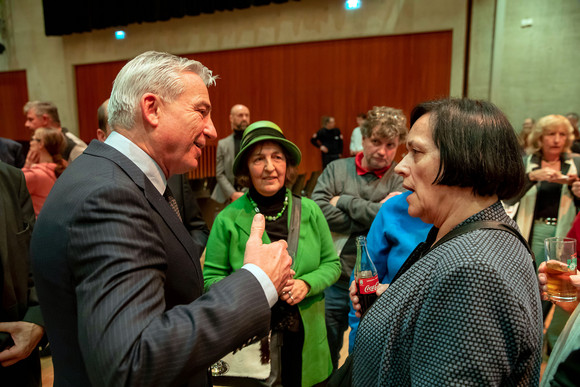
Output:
[{"xmin": 232, "ymin": 120, "xmax": 302, "ymax": 175}]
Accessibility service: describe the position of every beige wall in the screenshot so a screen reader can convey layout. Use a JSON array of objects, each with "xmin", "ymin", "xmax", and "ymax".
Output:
[
  {"xmin": 2, "ymin": 0, "xmax": 578, "ymax": 135},
  {"xmin": 0, "ymin": 0, "xmax": 467, "ymax": 135}
]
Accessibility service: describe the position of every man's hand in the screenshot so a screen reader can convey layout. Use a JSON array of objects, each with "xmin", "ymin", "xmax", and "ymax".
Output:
[
  {"xmin": 329, "ymin": 196, "xmax": 340, "ymax": 207},
  {"xmin": 320, "ymin": 145, "xmax": 329, "ymax": 154},
  {"xmin": 243, "ymin": 214, "xmax": 293, "ymax": 295},
  {"xmin": 0, "ymin": 321, "xmax": 44, "ymax": 367},
  {"xmin": 349, "ymin": 280, "xmax": 389, "ymax": 318},
  {"xmin": 538, "ymin": 261, "xmax": 580, "ymax": 314},
  {"xmin": 230, "ymin": 191, "xmax": 244, "ymax": 202},
  {"xmin": 380, "ymin": 191, "xmax": 402, "ymax": 203}
]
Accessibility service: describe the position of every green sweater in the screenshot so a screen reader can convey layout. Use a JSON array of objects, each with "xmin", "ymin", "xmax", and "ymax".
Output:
[{"xmin": 204, "ymin": 193, "xmax": 341, "ymax": 386}]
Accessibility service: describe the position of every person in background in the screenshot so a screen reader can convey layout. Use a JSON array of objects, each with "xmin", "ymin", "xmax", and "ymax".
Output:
[
  {"xmin": 204, "ymin": 121, "xmax": 340, "ymax": 386},
  {"xmin": 519, "ymin": 117, "xmax": 535, "ymax": 153},
  {"xmin": 96, "ymin": 98, "xmax": 209, "ymax": 246},
  {"xmin": 0, "ymin": 161, "xmax": 44, "ymax": 387},
  {"xmin": 566, "ymin": 112, "xmax": 580, "ymax": 154},
  {"xmin": 0, "ymin": 137, "xmax": 25, "ymax": 168},
  {"xmin": 23, "ymin": 101, "xmax": 87, "ymax": 162},
  {"xmin": 311, "ymin": 115, "xmax": 343, "ymax": 169},
  {"xmin": 506, "ymin": 114, "xmax": 580, "ymax": 351},
  {"xmin": 346, "ymin": 191, "xmax": 431, "ymax": 352},
  {"xmin": 351, "ymin": 98, "xmax": 541, "ymax": 385},
  {"xmin": 211, "ymin": 104, "xmax": 251, "ymax": 204},
  {"xmin": 349, "ymin": 113, "xmax": 366, "ymax": 156},
  {"xmin": 22, "ymin": 128, "xmax": 67, "ymax": 216},
  {"xmin": 95, "ymin": 99, "xmax": 111, "ymax": 142},
  {"xmin": 312, "ymin": 106, "xmax": 407, "ymax": 371}
]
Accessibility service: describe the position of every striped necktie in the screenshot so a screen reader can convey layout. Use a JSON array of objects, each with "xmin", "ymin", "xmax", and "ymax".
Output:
[{"xmin": 164, "ymin": 186, "xmax": 182, "ymax": 222}]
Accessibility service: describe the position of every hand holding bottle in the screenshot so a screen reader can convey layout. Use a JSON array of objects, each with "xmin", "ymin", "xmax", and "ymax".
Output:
[{"xmin": 350, "ymin": 281, "xmax": 389, "ymax": 318}]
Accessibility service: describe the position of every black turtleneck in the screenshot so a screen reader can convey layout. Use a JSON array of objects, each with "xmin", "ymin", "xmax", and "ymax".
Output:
[
  {"xmin": 233, "ymin": 130, "xmax": 244, "ymax": 155},
  {"xmin": 248, "ymin": 186, "xmax": 289, "ymax": 242}
]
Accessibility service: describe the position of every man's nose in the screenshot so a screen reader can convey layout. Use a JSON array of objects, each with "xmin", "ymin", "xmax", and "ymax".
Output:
[
  {"xmin": 205, "ymin": 117, "xmax": 217, "ymax": 140},
  {"xmin": 377, "ymin": 145, "xmax": 388, "ymax": 155}
]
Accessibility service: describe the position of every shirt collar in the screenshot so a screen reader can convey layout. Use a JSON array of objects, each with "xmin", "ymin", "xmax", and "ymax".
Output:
[
  {"xmin": 354, "ymin": 151, "xmax": 390, "ymax": 178},
  {"xmin": 105, "ymin": 131, "xmax": 167, "ymax": 195}
]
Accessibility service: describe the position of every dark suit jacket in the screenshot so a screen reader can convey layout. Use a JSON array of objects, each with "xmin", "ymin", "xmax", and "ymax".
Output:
[
  {"xmin": 0, "ymin": 161, "xmax": 42, "ymax": 386},
  {"xmin": 167, "ymin": 174, "xmax": 209, "ymax": 248},
  {"xmin": 0, "ymin": 138, "xmax": 25, "ymax": 168},
  {"xmin": 31, "ymin": 141, "xmax": 271, "ymax": 387}
]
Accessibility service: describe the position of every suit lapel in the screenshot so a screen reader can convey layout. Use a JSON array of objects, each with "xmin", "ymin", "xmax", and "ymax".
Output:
[{"xmin": 84, "ymin": 142, "xmax": 201, "ymax": 270}]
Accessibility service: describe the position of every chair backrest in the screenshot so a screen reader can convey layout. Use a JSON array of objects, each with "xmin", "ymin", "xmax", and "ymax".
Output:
[
  {"xmin": 303, "ymin": 170, "xmax": 322, "ymax": 198},
  {"xmin": 291, "ymin": 173, "xmax": 307, "ymax": 196}
]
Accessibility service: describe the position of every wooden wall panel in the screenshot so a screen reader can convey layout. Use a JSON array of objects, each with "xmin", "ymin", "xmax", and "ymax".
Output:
[
  {"xmin": 0, "ymin": 70, "xmax": 29, "ymax": 141},
  {"xmin": 75, "ymin": 31, "xmax": 452, "ymax": 175},
  {"xmin": 75, "ymin": 60, "xmax": 127, "ymax": 141}
]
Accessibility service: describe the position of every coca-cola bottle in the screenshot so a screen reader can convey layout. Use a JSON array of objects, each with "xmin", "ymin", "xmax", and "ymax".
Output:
[{"xmin": 354, "ymin": 235, "xmax": 379, "ymax": 316}]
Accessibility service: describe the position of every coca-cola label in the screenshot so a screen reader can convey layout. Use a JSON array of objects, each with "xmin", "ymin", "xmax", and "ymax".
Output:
[{"xmin": 358, "ymin": 275, "xmax": 379, "ymax": 295}]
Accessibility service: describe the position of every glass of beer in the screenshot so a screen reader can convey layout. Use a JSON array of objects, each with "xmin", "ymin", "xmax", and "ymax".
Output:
[{"xmin": 544, "ymin": 237, "xmax": 577, "ymax": 302}]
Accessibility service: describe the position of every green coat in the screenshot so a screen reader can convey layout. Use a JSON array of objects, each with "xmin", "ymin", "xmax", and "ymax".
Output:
[{"xmin": 204, "ymin": 192, "xmax": 341, "ymax": 386}]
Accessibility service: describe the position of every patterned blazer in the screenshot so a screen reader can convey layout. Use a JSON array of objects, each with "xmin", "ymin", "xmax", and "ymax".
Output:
[
  {"xmin": 31, "ymin": 141, "xmax": 271, "ymax": 387},
  {"xmin": 353, "ymin": 202, "xmax": 543, "ymax": 386}
]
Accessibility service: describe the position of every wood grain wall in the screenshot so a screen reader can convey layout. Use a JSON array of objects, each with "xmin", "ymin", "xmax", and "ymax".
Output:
[
  {"xmin": 75, "ymin": 31, "xmax": 452, "ymax": 176},
  {"xmin": 0, "ymin": 70, "xmax": 30, "ymax": 141}
]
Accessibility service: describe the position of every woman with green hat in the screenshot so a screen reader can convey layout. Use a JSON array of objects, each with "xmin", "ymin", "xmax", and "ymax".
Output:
[{"xmin": 204, "ymin": 121, "xmax": 340, "ymax": 386}]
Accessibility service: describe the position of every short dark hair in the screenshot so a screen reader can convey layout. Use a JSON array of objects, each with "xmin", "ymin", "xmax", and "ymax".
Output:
[
  {"xmin": 236, "ymin": 141, "xmax": 298, "ymax": 189},
  {"xmin": 410, "ymin": 98, "xmax": 524, "ymax": 200},
  {"xmin": 320, "ymin": 116, "xmax": 334, "ymax": 127}
]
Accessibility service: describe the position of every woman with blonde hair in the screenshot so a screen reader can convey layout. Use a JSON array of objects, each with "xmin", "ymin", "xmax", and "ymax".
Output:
[
  {"xmin": 23, "ymin": 127, "xmax": 68, "ymax": 216},
  {"xmin": 508, "ymin": 114, "xmax": 579, "ymax": 352},
  {"xmin": 517, "ymin": 115, "xmax": 578, "ymax": 263}
]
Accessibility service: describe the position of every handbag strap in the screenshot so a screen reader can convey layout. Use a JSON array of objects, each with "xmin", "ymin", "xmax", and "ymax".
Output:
[
  {"xmin": 287, "ymin": 194, "xmax": 302, "ymax": 263},
  {"xmin": 432, "ymin": 220, "xmax": 533, "ymax": 257},
  {"xmin": 392, "ymin": 220, "xmax": 535, "ymax": 285}
]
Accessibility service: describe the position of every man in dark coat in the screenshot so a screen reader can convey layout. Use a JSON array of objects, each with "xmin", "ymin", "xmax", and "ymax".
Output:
[
  {"xmin": 0, "ymin": 161, "xmax": 44, "ymax": 386},
  {"xmin": 31, "ymin": 51, "xmax": 292, "ymax": 387}
]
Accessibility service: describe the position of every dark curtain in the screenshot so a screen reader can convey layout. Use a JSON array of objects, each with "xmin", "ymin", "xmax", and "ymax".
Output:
[{"xmin": 42, "ymin": 0, "xmax": 298, "ymax": 36}]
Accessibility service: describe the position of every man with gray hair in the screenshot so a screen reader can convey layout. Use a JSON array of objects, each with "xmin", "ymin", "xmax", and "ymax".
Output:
[
  {"xmin": 23, "ymin": 101, "xmax": 87, "ymax": 162},
  {"xmin": 31, "ymin": 51, "xmax": 293, "ymax": 387},
  {"xmin": 95, "ymin": 97, "xmax": 210, "ymax": 247}
]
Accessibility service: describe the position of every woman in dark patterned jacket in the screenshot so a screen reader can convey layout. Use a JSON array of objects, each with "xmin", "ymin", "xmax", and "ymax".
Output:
[{"xmin": 350, "ymin": 98, "xmax": 543, "ymax": 386}]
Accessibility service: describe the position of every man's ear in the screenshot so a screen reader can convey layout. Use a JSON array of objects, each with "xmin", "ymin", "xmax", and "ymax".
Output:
[
  {"xmin": 141, "ymin": 93, "xmax": 161, "ymax": 128},
  {"xmin": 41, "ymin": 114, "xmax": 51, "ymax": 126},
  {"xmin": 96, "ymin": 128, "xmax": 107, "ymax": 142}
]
